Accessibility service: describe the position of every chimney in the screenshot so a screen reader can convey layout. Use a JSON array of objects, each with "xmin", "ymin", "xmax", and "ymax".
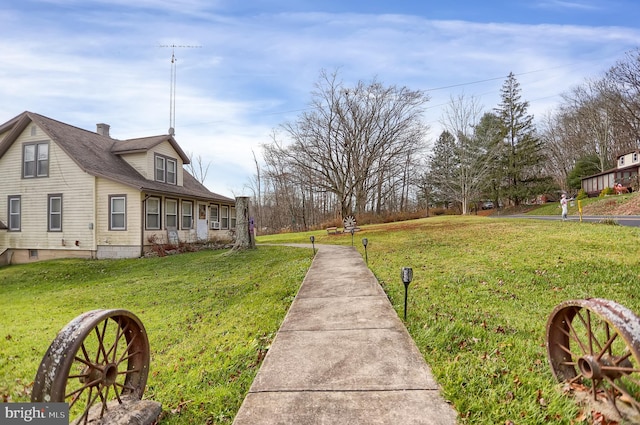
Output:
[{"xmin": 96, "ymin": 123, "xmax": 110, "ymax": 137}]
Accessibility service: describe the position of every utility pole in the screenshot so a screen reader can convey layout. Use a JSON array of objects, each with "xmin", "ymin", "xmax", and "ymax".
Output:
[{"xmin": 160, "ymin": 44, "xmax": 201, "ymax": 136}]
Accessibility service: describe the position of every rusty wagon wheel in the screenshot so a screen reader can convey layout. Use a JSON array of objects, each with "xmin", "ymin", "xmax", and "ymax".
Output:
[
  {"xmin": 546, "ymin": 298, "xmax": 640, "ymax": 419},
  {"xmin": 31, "ymin": 309, "xmax": 150, "ymax": 424}
]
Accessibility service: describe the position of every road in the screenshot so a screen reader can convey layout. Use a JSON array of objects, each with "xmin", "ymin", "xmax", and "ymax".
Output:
[{"xmin": 504, "ymin": 214, "xmax": 640, "ymax": 227}]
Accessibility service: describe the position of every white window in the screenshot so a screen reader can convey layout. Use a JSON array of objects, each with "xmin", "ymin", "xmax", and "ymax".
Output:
[
  {"xmin": 155, "ymin": 154, "xmax": 177, "ymax": 185},
  {"xmin": 146, "ymin": 197, "xmax": 161, "ymax": 230},
  {"xmin": 155, "ymin": 156, "xmax": 166, "ymax": 182},
  {"xmin": 109, "ymin": 195, "xmax": 126, "ymax": 230},
  {"xmin": 182, "ymin": 201, "xmax": 193, "ymax": 229},
  {"xmin": 165, "ymin": 199, "xmax": 177, "ymax": 228},
  {"xmin": 167, "ymin": 159, "xmax": 177, "ymax": 184},
  {"xmin": 230, "ymin": 207, "xmax": 236, "ymax": 229},
  {"xmin": 620, "ymin": 156, "xmax": 625, "ymax": 166},
  {"xmin": 48, "ymin": 194, "xmax": 62, "ymax": 232},
  {"xmin": 23, "ymin": 142, "xmax": 49, "ymax": 178},
  {"xmin": 634, "ymin": 153, "xmax": 638, "ymax": 163},
  {"xmin": 221, "ymin": 205, "xmax": 229, "ymax": 229},
  {"xmin": 8, "ymin": 196, "xmax": 20, "ymax": 231},
  {"xmin": 210, "ymin": 205, "xmax": 219, "ymax": 229}
]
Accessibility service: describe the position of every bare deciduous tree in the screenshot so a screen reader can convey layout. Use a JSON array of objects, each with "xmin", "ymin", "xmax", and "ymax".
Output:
[
  {"xmin": 185, "ymin": 151, "xmax": 211, "ymax": 184},
  {"xmin": 263, "ymin": 69, "xmax": 430, "ymax": 219}
]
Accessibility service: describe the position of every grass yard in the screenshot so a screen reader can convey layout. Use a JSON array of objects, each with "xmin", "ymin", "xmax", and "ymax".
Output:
[
  {"xmin": 3, "ymin": 216, "xmax": 640, "ymax": 424},
  {"xmin": 0, "ymin": 247, "xmax": 311, "ymax": 424},
  {"xmin": 260, "ymin": 216, "xmax": 640, "ymax": 424}
]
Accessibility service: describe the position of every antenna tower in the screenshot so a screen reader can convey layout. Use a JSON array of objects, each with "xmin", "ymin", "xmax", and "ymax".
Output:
[{"xmin": 160, "ymin": 44, "xmax": 202, "ymax": 136}]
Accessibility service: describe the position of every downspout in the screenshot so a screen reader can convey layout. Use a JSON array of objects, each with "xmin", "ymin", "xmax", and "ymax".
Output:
[
  {"xmin": 141, "ymin": 193, "xmax": 150, "ymax": 257},
  {"xmin": 92, "ymin": 177, "xmax": 98, "ymax": 259}
]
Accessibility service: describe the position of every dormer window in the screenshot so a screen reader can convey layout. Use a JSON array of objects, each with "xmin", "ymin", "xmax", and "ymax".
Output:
[
  {"xmin": 155, "ymin": 154, "xmax": 177, "ymax": 185},
  {"xmin": 155, "ymin": 156, "xmax": 165, "ymax": 182},
  {"xmin": 167, "ymin": 158, "xmax": 177, "ymax": 184}
]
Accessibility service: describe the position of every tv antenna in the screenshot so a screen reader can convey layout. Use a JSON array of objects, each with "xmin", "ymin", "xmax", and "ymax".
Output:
[{"xmin": 160, "ymin": 44, "xmax": 202, "ymax": 136}]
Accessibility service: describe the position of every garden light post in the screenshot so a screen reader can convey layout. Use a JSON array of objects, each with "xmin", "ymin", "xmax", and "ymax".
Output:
[
  {"xmin": 401, "ymin": 267, "xmax": 413, "ymax": 321},
  {"xmin": 350, "ymin": 228, "xmax": 355, "ymax": 246},
  {"xmin": 362, "ymin": 238, "xmax": 368, "ymax": 265},
  {"xmin": 310, "ymin": 235, "xmax": 315, "ymax": 256}
]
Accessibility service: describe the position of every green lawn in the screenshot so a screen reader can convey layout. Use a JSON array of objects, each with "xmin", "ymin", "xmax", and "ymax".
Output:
[
  {"xmin": 0, "ymin": 247, "xmax": 311, "ymax": 424},
  {"xmin": 3, "ymin": 216, "xmax": 640, "ymax": 424},
  {"xmin": 260, "ymin": 216, "xmax": 640, "ymax": 424}
]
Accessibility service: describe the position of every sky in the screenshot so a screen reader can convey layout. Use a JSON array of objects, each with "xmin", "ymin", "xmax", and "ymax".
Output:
[{"xmin": 2, "ymin": 0, "xmax": 640, "ymax": 198}]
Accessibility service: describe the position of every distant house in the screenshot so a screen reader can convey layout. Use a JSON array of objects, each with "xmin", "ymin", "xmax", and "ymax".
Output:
[
  {"xmin": 0, "ymin": 111, "xmax": 235, "ymax": 265},
  {"xmin": 581, "ymin": 151, "xmax": 640, "ymax": 196}
]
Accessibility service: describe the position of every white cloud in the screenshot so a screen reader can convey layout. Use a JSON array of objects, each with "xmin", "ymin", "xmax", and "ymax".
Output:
[{"xmin": 2, "ymin": 4, "xmax": 639, "ymax": 197}]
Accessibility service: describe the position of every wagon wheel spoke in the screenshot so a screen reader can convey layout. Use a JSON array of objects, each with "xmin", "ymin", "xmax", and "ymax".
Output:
[{"xmin": 564, "ymin": 310, "xmax": 588, "ymax": 354}]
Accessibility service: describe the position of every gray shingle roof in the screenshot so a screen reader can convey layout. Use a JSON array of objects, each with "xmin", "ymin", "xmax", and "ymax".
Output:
[{"xmin": 0, "ymin": 112, "xmax": 234, "ymax": 204}]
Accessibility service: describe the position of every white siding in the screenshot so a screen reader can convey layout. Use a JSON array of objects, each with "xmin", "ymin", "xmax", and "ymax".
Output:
[
  {"xmin": 95, "ymin": 178, "xmax": 143, "ymax": 249},
  {"xmin": 119, "ymin": 152, "xmax": 148, "ymax": 178},
  {"xmin": 0, "ymin": 126, "xmax": 96, "ymax": 251}
]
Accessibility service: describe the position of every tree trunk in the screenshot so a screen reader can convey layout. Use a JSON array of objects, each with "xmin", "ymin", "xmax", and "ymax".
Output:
[{"xmin": 233, "ymin": 197, "xmax": 255, "ymax": 250}]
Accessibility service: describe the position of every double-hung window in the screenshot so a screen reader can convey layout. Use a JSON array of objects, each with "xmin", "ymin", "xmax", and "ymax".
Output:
[
  {"xmin": 146, "ymin": 197, "xmax": 161, "ymax": 230},
  {"xmin": 182, "ymin": 201, "xmax": 193, "ymax": 229},
  {"xmin": 23, "ymin": 142, "xmax": 49, "ymax": 178},
  {"xmin": 221, "ymin": 206, "xmax": 229, "ymax": 229},
  {"xmin": 8, "ymin": 196, "xmax": 20, "ymax": 231},
  {"xmin": 166, "ymin": 159, "xmax": 177, "ymax": 184},
  {"xmin": 155, "ymin": 156, "xmax": 166, "ymax": 182},
  {"xmin": 109, "ymin": 195, "xmax": 126, "ymax": 230},
  {"xmin": 155, "ymin": 154, "xmax": 177, "ymax": 185},
  {"xmin": 209, "ymin": 205, "xmax": 219, "ymax": 229},
  {"xmin": 48, "ymin": 194, "xmax": 62, "ymax": 232},
  {"xmin": 165, "ymin": 199, "xmax": 177, "ymax": 228},
  {"xmin": 230, "ymin": 207, "xmax": 236, "ymax": 229}
]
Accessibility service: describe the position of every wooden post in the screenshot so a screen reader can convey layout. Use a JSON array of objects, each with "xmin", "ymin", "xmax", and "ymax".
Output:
[{"xmin": 233, "ymin": 196, "xmax": 255, "ymax": 250}]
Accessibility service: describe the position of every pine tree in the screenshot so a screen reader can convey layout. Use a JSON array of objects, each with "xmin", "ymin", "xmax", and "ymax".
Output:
[{"xmin": 494, "ymin": 72, "xmax": 549, "ymax": 205}]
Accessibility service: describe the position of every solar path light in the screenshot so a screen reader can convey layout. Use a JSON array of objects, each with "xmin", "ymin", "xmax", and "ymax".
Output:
[
  {"xmin": 362, "ymin": 238, "xmax": 368, "ymax": 265},
  {"xmin": 350, "ymin": 227, "xmax": 355, "ymax": 246},
  {"xmin": 310, "ymin": 235, "xmax": 315, "ymax": 256},
  {"xmin": 401, "ymin": 267, "xmax": 413, "ymax": 321}
]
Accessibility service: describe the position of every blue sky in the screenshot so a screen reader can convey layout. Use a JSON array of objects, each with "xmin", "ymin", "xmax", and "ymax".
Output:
[{"xmin": 2, "ymin": 0, "xmax": 639, "ymax": 197}]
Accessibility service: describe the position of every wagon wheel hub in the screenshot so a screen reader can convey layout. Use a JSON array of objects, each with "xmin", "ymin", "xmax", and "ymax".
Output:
[
  {"xmin": 102, "ymin": 363, "xmax": 119, "ymax": 386},
  {"xmin": 578, "ymin": 356, "xmax": 603, "ymax": 380}
]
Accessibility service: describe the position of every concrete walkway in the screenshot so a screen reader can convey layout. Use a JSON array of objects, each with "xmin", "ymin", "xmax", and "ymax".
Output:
[{"xmin": 233, "ymin": 244, "xmax": 457, "ymax": 425}]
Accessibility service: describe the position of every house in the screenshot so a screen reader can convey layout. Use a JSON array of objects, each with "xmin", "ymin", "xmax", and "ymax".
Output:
[
  {"xmin": 0, "ymin": 111, "xmax": 236, "ymax": 265},
  {"xmin": 581, "ymin": 150, "xmax": 640, "ymax": 197}
]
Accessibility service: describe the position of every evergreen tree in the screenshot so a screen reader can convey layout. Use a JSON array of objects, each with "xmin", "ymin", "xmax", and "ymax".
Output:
[
  {"xmin": 427, "ymin": 131, "xmax": 459, "ymax": 208},
  {"xmin": 473, "ymin": 112, "xmax": 505, "ymax": 207},
  {"xmin": 494, "ymin": 72, "xmax": 548, "ymax": 205}
]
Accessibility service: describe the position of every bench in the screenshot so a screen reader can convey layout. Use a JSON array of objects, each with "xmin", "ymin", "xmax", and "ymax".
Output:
[
  {"xmin": 326, "ymin": 227, "xmax": 339, "ymax": 235},
  {"xmin": 343, "ymin": 226, "xmax": 361, "ymax": 233}
]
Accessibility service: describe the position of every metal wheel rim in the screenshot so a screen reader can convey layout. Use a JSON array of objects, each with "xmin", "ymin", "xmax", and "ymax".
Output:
[
  {"xmin": 31, "ymin": 309, "xmax": 150, "ymax": 423},
  {"xmin": 546, "ymin": 298, "xmax": 640, "ymax": 417}
]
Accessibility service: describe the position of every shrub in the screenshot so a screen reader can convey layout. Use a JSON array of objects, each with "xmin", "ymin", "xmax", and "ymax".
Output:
[
  {"xmin": 576, "ymin": 189, "xmax": 588, "ymax": 200},
  {"xmin": 599, "ymin": 187, "xmax": 615, "ymax": 197}
]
